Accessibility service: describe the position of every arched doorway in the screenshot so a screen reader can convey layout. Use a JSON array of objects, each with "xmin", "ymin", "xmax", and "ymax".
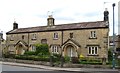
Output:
[
  {"xmin": 15, "ymin": 40, "xmax": 28, "ymax": 55},
  {"xmin": 65, "ymin": 45, "xmax": 77, "ymax": 57},
  {"xmin": 16, "ymin": 45, "xmax": 25, "ymax": 55}
]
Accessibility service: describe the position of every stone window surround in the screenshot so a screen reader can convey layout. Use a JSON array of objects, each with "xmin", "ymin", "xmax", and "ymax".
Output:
[
  {"xmin": 41, "ymin": 39, "xmax": 47, "ymax": 44},
  {"xmin": 31, "ymin": 45, "xmax": 36, "ymax": 51},
  {"xmin": 89, "ymin": 31, "xmax": 97, "ymax": 39},
  {"xmin": 53, "ymin": 32, "xmax": 58, "ymax": 40},
  {"xmin": 51, "ymin": 45, "xmax": 59, "ymax": 54},
  {"xmin": 87, "ymin": 46, "xmax": 98, "ymax": 56},
  {"xmin": 31, "ymin": 34, "xmax": 37, "ymax": 40}
]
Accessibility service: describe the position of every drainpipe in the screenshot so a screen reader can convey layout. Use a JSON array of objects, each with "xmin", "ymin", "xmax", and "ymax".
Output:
[
  {"xmin": 28, "ymin": 33, "xmax": 29, "ymax": 51},
  {"xmin": 60, "ymin": 30, "xmax": 64, "ymax": 67}
]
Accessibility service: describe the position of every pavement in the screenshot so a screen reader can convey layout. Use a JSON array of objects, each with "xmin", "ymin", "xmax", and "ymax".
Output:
[{"xmin": 0, "ymin": 61, "xmax": 120, "ymax": 72}]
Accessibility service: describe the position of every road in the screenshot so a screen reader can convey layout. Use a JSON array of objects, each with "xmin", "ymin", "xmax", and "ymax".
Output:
[
  {"xmin": 1, "ymin": 64, "xmax": 76, "ymax": 73},
  {"xmin": 1, "ymin": 64, "xmax": 120, "ymax": 73},
  {"xmin": 2, "ymin": 64, "xmax": 52, "ymax": 71}
]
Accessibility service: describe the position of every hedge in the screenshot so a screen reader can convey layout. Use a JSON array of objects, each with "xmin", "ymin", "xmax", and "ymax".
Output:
[
  {"xmin": 15, "ymin": 55, "xmax": 50, "ymax": 62},
  {"xmin": 24, "ymin": 51, "xmax": 36, "ymax": 55}
]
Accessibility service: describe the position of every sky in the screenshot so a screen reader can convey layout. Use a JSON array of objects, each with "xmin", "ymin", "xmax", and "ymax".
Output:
[{"xmin": 0, "ymin": 0, "xmax": 119, "ymax": 39}]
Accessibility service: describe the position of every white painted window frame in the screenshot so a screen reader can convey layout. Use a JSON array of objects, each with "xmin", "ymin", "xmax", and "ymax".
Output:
[{"xmin": 88, "ymin": 46, "xmax": 98, "ymax": 55}]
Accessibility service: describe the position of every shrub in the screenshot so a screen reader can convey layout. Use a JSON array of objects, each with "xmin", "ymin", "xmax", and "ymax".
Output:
[
  {"xmin": 80, "ymin": 61, "xmax": 102, "ymax": 65},
  {"xmin": 3, "ymin": 51, "xmax": 11, "ymax": 58},
  {"xmin": 117, "ymin": 59, "xmax": 120, "ymax": 66},
  {"xmin": 35, "ymin": 44, "xmax": 50, "ymax": 56},
  {"xmin": 15, "ymin": 55, "xmax": 50, "ymax": 62},
  {"xmin": 24, "ymin": 51, "xmax": 36, "ymax": 55},
  {"xmin": 64, "ymin": 56, "xmax": 70, "ymax": 63},
  {"xmin": 79, "ymin": 57, "xmax": 102, "ymax": 65},
  {"xmin": 52, "ymin": 53, "xmax": 61, "ymax": 62},
  {"xmin": 34, "ymin": 56, "xmax": 50, "ymax": 61},
  {"xmin": 108, "ymin": 49, "xmax": 112, "ymax": 61},
  {"xmin": 71, "ymin": 57, "xmax": 79, "ymax": 63}
]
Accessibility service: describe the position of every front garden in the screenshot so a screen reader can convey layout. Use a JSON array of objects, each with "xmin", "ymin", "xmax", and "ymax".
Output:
[{"xmin": 2, "ymin": 44, "xmax": 120, "ymax": 68}]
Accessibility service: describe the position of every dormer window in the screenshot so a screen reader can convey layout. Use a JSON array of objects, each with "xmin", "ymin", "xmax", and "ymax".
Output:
[
  {"xmin": 53, "ymin": 33, "xmax": 58, "ymax": 39},
  {"xmin": 32, "ymin": 34, "xmax": 37, "ymax": 40}
]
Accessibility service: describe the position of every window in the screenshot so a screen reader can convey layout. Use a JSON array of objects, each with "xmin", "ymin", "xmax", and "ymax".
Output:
[
  {"xmin": 90, "ymin": 31, "xmax": 96, "ymax": 38},
  {"xmin": 70, "ymin": 33, "xmax": 73, "ymax": 38},
  {"xmin": 41, "ymin": 39, "xmax": 47, "ymax": 44},
  {"xmin": 10, "ymin": 35, "xmax": 14, "ymax": 41},
  {"xmin": 88, "ymin": 46, "xmax": 98, "ymax": 55},
  {"xmin": 22, "ymin": 35, "xmax": 24, "ymax": 39},
  {"xmin": 32, "ymin": 45, "xmax": 36, "ymax": 51},
  {"xmin": 109, "ymin": 41, "xmax": 114, "ymax": 46},
  {"xmin": 32, "ymin": 34, "xmax": 37, "ymax": 40},
  {"xmin": 53, "ymin": 33, "xmax": 58, "ymax": 39},
  {"xmin": 51, "ymin": 45, "xmax": 59, "ymax": 54}
]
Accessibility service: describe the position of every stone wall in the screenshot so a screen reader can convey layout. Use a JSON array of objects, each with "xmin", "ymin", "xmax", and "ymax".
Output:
[{"xmin": 6, "ymin": 28, "xmax": 109, "ymax": 59}]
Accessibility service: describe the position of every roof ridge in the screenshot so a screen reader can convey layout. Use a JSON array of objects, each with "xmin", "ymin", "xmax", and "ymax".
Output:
[{"xmin": 17, "ymin": 21, "xmax": 105, "ymax": 29}]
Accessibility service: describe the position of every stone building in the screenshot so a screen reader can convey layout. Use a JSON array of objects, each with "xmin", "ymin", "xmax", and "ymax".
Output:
[
  {"xmin": 0, "ymin": 31, "xmax": 4, "ymax": 57},
  {"xmin": 0, "ymin": 31, "xmax": 3, "ymax": 44},
  {"xmin": 118, "ymin": 1, "xmax": 120, "ymax": 34},
  {"xmin": 6, "ymin": 10, "xmax": 109, "ymax": 60},
  {"xmin": 109, "ymin": 35, "xmax": 120, "ymax": 53}
]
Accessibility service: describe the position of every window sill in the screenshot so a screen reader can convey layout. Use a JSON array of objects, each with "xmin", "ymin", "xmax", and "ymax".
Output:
[
  {"xmin": 89, "ymin": 37, "xmax": 97, "ymax": 39},
  {"xmin": 53, "ymin": 38, "xmax": 58, "ymax": 40},
  {"xmin": 31, "ymin": 38, "xmax": 37, "ymax": 40},
  {"xmin": 52, "ymin": 52, "xmax": 59, "ymax": 54},
  {"xmin": 10, "ymin": 40, "xmax": 14, "ymax": 41},
  {"xmin": 87, "ymin": 54, "xmax": 99, "ymax": 56}
]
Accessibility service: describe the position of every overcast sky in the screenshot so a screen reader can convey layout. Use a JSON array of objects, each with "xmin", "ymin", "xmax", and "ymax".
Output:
[{"xmin": 0, "ymin": 0, "xmax": 119, "ymax": 39}]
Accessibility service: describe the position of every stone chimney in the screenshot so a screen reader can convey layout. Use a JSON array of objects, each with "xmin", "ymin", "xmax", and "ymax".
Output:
[
  {"xmin": 47, "ymin": 15, "xmax": 55, "ymax": 26},
  {"xmin": 104, "ymin": 8, "xmax": 109, "ymax": 21},
  {"xmin": 13, "ymin": 21, "xmax": 18, "ymax": 30}
]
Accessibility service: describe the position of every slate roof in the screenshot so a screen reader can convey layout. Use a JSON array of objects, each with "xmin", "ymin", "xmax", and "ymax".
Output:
[{"xmin": 7, "ymin": 21, "xmax": 108, "ymax": 34}]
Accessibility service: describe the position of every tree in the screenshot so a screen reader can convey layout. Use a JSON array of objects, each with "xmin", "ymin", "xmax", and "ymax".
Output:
[{"xmin": 35, "ymin": 44, "xmax": 50, "ymax": 56}]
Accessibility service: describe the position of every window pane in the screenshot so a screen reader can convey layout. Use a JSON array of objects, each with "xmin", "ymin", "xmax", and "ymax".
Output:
[
  {"xmin": 88, "ymin": 47, "xmax": 91, "ymax": 54},
  {"xmin": 54, "ymin": 33, "xmax": 58, "ymax": 39},
  {"xmin": 32, "ymin": 46, "xmax": 36, "ymax": 51},
  {"xmin": 90, "ymin": 31, "xmax": 92, "ymax": 37},
  {"xmin": 90, "ymin": 31, "xmax": 96, "ymax": 38},
  {"xmin": 57, "ymin": 46, "xmax": 58, "ymax": 52},
  {"xmin": 51, "ymin": 46, "xmax": 54, "ymax": 53},
  {"xmin": 56, "ymin": 33, "xmax": 58, "ymax": 38},
  {"xmin": 92, "ymin": 49, "xmax": 94, "ymax": 54},
  {"xmin": 95, "ymin": 47, "xmax": 98, "ymax": 54},
  {"xmin": 54, "ymin": 33, "xmax": 55, "ymax": 38},
  {"xmin": 41, "ymin": 39, "xmax": 47, "ymax": 44},
  {"xmin": 93, "ymin": 31, "xmax": 96, "ymax": 37},
  {"xmin": 32, "ymin": 34, "xmax": 36, "ymax": 39},
  {"xmin": 55, "ymin": 48, "xmax": 56, "ymax": 53}
]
